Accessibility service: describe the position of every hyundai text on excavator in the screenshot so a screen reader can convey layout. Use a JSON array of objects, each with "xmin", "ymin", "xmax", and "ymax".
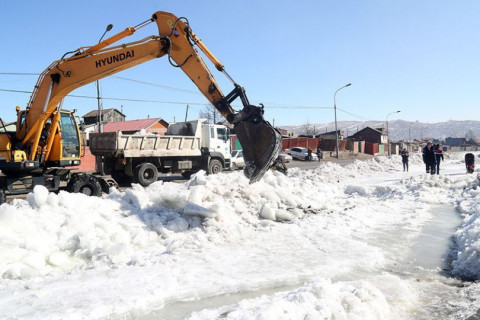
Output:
[{"xmin": 0, "ymin": 11, "xmax": 282, "ymax": 204}]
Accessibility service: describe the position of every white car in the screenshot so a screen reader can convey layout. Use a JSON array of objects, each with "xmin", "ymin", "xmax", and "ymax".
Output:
[
  {"xmin": 285, "ymin": 147, "xmax": 318, "ymax": 161},
  {"xmin": 230, "ymin": 150, "xmax": 245, "ymax": 170},
  {"xmin": 278, "ymin": 152, "xmax": 292, "ymax": 163}
]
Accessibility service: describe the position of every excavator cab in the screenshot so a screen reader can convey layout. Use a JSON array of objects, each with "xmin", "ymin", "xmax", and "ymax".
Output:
[
  {"xmin": 12, "ymin": 109, "xmax": 81, "ymax": 169},
  {"xmin": 56, "ymin": 112, "xmax": 81, "ymax": 160}
]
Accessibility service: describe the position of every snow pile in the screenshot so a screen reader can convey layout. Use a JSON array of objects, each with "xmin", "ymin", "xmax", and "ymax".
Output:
[
  {"xmin": 0, "ymin": 156, "xmax": 475, "ymax": 282},
  {"xmin": 188, "ymin": 278, "xmax": 391, "ymax": 320},
  {"xmin": 451, "ymin": 174, "xmax": 480, "ymax": 280},
  {"xmin": 0, "ymin": 182, "xmax": 204, "ymax": 279},
  {"xmin": 0, "ymin": 152, "xmax": 479, "ymax": 319},
  {"xmin": 0, "ymin": 167, "xmax": 345, "ymax": 280}
]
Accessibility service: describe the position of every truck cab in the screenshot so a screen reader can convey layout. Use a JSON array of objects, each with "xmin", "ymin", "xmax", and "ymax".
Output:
[{"xmin": 201, "ymin": 123, "xmax": 231, "ymax": 166}]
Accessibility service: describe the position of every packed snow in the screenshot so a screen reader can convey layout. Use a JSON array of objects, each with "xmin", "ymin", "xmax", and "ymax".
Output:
[{"xmin": 0, "ymin": 151, "xmax": 479, "ymax": 319}]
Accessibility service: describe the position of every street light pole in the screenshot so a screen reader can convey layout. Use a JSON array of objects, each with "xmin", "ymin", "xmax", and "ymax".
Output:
[
  {"xmin": 334, "ymin": 83, "xmax": 351, "ymax": 158},
  {"xmin": 386, "ymin": 110, "xmax": 401, "ymax": 156},
  {"xmin": 96, "ymin": 24, "xmax": 113, "ymax": 133}
]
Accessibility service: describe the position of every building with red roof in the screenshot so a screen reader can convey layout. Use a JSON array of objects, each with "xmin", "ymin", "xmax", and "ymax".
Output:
[{"xmin": 102, "ymin": 118, "xmax": 169, "ymax": 135}]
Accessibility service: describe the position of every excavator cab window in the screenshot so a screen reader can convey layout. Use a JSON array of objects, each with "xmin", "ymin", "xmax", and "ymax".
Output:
[
  {"xmin": 59, "ymin": 112, "xmax": 80, "ymax": 159},
  {"xmin": 16, "ymin": 111, "xmax": 26, "ymax": 133}
]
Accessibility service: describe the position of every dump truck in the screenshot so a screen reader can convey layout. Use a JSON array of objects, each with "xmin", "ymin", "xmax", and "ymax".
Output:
[{"xmin": 89, "ymin": 119, "xmax": 231, "ymax": 186}]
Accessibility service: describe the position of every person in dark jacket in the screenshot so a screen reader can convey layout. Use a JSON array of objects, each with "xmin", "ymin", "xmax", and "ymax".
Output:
[
  {"xmin": 316, "ymin": 146, "xmax": 322, "ymax": 162},
  {"xmin": 434, "ymin": 144, "xmax": 444, "ymax": 174},
  {"xmin": 307, "ymin": 148, "xmax": 313, "ymax": 161},
  {"xmin": 422, "ymin": 142, "xmax": 436, "ymax": 174},
  {"xmin": 401, "ymin": 148, "xmax": 409, "ymax": 171}
]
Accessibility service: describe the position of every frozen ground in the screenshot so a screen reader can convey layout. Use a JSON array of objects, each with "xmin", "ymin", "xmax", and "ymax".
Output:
[{"xmin": 0, "ymin": 151, "xmax": 479, "ymax": 319}]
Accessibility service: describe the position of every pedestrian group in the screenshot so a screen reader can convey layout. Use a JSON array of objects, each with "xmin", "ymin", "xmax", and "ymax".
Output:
[
  {"xmin": 401, "ymin": 142, "xmax": 444, "ymax": 174},
  {"xmin": 421, "ymin": 142, "xmax": 443, "ymax": 174}
]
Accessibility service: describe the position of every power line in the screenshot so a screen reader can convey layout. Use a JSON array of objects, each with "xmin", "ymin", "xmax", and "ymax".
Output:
[
  {"xmin": 0, "ymin": 74, "xmax": 335, "ymax": 110},
  {"xmin": 0, "ymin": 89, "xmax": 31, "ymax": 94},
  {"xmin": 337, "ymin": 107, "xmax": 370, "ymax": 121},
  {"xmin": 0, "ymin": 72, "xmax": 39, "ymax": 76},
  {"xmin": 0, "ymin": 88, "xmax": 333, "ymax": 110},
  {"xmin": 0, "ymin": 88, "xmax": 208, "ymax": 105},
  {"xmin": 0, "ymin": 73, "xmax": 203, "ymax": 95},
  {"xmin": 266, "ymin": 105, "xmax": 331, "ymax": 109},
  {"xmin": 112, "ymin": 76, "xmax": 201, "ymax": 95},
  {"xmin": 111, "ymin": 77, "xmax": 333, "ymax": 109},
  {"xmin": 0, "ymin": 74, "xmax": 363, "ymax": 113}
]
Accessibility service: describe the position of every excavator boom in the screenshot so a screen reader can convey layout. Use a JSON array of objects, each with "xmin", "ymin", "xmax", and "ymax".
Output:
[{"xmin": 15, "ymin": 11, "xmax": 281, "ymax": 183}]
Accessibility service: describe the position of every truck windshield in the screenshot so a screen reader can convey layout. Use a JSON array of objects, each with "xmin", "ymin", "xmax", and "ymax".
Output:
[
  {"xmin": 60, "ymin": 112, "xmax": 80, "ymax": 158},
  {"xmin": 217, "ymin": 128, "xmax": 228, "ymax": 142}
]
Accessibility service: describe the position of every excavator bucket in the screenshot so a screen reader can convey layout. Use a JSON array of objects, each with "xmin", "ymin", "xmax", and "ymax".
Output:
[{"xmin": 234, "ymin": 120, "xmax": 282, "ymax": 183}]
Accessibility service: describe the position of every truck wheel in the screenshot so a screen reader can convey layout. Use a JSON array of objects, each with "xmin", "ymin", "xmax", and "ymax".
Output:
[
  {"xmin": 67, "ymin": 174, "xmax": 102, "ymax": 197},
  {"xmin": 0, "ymin": 189, "xmax": 6, "ymax": 205},
  {"xmin": 133, "ymin": 163, "xmax": 158, "ymax": 187},
  {"xmin": 208, "ymin": 159, "xmax": 222, "ymax": 175}
]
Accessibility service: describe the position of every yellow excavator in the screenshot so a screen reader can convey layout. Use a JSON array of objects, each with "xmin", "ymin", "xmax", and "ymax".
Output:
[{"xmin": 0, "ymin": 11, "xmax": 282, "ymax": 204}]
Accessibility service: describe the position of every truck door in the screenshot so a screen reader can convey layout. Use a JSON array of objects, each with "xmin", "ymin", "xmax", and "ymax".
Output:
[{"xmin": 209, "ymin": 126, "xmax": 230, "ymax": 157}]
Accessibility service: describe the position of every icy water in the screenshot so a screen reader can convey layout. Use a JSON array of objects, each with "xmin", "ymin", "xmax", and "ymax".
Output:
[
  {"xmin": 374, "ymin": 205, "xmax": 467, "ymax": 319},
  {"xmin": 135, "ymin": 205, "xmax": 472, "ymax": 320}
]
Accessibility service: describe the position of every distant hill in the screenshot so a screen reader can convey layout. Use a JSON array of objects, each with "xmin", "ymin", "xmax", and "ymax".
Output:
[{"xmin": 280, "ymin": 120, "xmax": 480, "ymax": 141}]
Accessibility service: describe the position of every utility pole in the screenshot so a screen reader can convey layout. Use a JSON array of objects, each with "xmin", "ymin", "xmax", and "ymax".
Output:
[
  {"xmin": 96, "ymin": 23, "xmax": 113, "ymax": 133},
  {"xmin": 95, "ymin": 23, "xmax": 113, "ymax": 176},
  {"xmin": 333, "ymin": 83, "xmax": 352, "ymax": 158},
  {"xmin": 386, "ymin": 110, "xmax": 401, "ymax": 156}
]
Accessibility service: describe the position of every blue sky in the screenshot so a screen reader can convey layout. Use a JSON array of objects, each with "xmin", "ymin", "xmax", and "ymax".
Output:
[{"xmin": 1, "ymin": 0, "xmax": 479, "ymax": 126}]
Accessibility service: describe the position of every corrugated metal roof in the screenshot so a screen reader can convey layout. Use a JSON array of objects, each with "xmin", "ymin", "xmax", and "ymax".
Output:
[{"xmin": 102, "ymin": 118, "xmax": 163, "ymax": 132}]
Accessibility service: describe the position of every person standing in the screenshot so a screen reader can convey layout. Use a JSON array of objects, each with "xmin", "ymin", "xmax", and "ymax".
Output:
[
  {"xmin": 307, "ymin": 148, "xmax": 313, "ymax": 161},
  {"xmin": 316, "ymin": 145, "xmax": 322, "ymax": 162},
  {"xmin": 422, "ymin": 142, "xmax": 436, "ymax": 175},
  {"xmin": 434, "ymin": 144, "xmax": 444, "ymax": 174},
  {"xmin": 401, "ymin": 148, "xmax": 409, "ymax": 171}
]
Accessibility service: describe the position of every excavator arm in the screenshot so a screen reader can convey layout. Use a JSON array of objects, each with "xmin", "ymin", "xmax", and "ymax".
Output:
[{"xmin": 16, "ymin": 11, "xmax": 281, "ymax": 183}]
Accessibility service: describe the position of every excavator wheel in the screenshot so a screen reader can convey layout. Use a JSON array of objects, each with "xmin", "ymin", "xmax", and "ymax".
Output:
[{"xmin": 67, "ymin": 174, "xmax": 102, "ymax": 197}]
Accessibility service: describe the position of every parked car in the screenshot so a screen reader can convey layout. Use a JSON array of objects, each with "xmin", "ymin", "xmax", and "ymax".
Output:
[
  {"xmin": 285, "ymin": 147, "xmax": 318, "ymax": 161},
  {"xmin": 230, "ymin": 150, "xmax": 245, "ymax": 170},
  {"xmin": 278, "ymin": 152, "xmax": 292, "ymax": 163}
]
